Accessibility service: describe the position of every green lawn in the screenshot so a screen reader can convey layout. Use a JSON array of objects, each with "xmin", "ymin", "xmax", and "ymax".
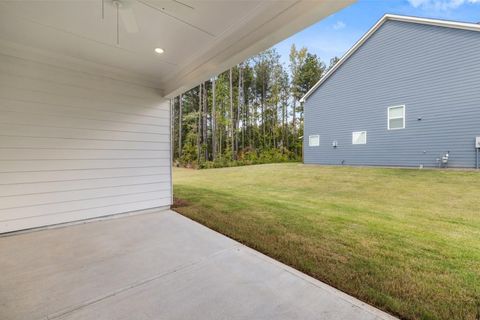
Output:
[{"xmin": 173, "ymin": 163, "xmax": 480, "ymax": 320}]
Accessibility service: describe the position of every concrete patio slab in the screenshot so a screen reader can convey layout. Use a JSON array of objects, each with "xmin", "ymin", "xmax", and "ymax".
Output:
[{"xmin": 0, "ymin": 210, "xmax": 397, "ymax": 320}]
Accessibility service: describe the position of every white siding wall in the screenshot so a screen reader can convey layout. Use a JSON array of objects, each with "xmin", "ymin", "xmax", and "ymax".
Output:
[{"xmin": 0, "ymin": 51, "xmax": 171, "ymax": 233}]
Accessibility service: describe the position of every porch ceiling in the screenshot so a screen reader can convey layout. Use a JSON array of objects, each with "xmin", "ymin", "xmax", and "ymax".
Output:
[{"xmin": 0, "ymin": 0, "xmax": 354, "ymax": 96}]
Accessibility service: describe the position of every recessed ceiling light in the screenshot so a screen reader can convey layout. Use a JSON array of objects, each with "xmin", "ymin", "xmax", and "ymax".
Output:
[{"xmin": 154, "ymin": 48, "xmax": 164, "ymax": 54}]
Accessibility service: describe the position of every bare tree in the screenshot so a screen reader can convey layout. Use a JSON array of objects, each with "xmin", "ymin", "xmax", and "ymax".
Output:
[
  {"xmin": 178, "ymin": 94, "xmax": 182, "ymax": 158},
  {"xmin": 197, "ymin": 84, "xmax": 202, "ymax": 162},
  {"xmin": 236, "ymin": 64, "xmax": 242, "ymax": 155},
  {"xmin": 203, "ymin": 81, "xmax": 208, "ymax": 161},
  {"xmin": 229, "ymin": 68, "xmax": 235, "ymax": 160},
  {"xmin": 212, "ymin": 77, "xmax": 216, "ymax": 160}
]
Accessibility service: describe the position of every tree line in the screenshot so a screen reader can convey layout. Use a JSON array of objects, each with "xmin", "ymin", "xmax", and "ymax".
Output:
[{"xmin": 171, "ymin": 44, "xmax": 339, "ymax": 168}]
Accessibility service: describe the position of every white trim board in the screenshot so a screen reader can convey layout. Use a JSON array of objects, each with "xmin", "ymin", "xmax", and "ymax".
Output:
[{"xmin": 300, "ymin": 14, "xmax": 480, "ymax": 103}]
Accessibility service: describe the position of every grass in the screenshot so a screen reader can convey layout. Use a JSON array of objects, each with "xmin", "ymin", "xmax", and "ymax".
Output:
[{"xmin": 173, "ymin": 163, "xmax": 480, "ymax": 320}]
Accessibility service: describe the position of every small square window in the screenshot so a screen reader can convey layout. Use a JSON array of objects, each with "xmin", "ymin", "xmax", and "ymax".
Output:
[
  {"xmin": 388, "ymin": 105, "xmax": 405, "ymax": 130},
  {"xmin": 309, "ymin": 135, "xmax": 320, "ymax": 147},
  {"xmin": 352, "ymin": 131, "xmax": 367, "ymax": 144}
]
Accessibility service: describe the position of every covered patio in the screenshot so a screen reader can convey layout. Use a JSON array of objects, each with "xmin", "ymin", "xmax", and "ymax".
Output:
[
  {"xmin": 0, "ymin": 210, "xmax": 395, "ymax": 320},
  {"xmin": 0, "ymin": 0, "xmax": 351, "ymax": 232},
  {"xmin": 0, "ymin": 1, "xmax": 398, "ymax": 319}
]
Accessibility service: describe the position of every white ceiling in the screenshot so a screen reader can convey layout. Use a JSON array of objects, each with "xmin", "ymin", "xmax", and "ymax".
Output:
[{"xmin": 0, "ymin": 0, "xmax": 354, "ymax": 96}]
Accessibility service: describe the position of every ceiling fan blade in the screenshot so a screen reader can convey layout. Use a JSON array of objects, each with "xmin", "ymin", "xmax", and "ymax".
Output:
[{"xmin": 119, "ymin": 7, "xmax": 139, "ymax": 33}]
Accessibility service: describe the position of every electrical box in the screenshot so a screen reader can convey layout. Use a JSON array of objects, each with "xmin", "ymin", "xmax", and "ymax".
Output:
[{"xmin": 476, "ymin": 137, "xmax": 480, "ymax": 149}]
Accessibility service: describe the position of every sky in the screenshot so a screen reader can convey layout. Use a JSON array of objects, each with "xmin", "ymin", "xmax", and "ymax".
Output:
[{"xmin": 273, "ymin": 0, "xmax": 480, "ymax": 66}]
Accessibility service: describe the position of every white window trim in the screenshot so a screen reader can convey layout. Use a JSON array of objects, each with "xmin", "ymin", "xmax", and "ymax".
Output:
[
  {"xmin": 308, "ymin": 135, "xmax": 320, "ymax": 147},
  {"xmin": 388, "ymin": 105, "xmax": 406, "ymax": 130},
  {"xmin": 352, "ymin": 131, "xmax": 367, "ymax": 144}
]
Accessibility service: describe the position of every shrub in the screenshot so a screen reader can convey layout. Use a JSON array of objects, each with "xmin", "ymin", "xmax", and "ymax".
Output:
[{"xmin": 191, "ymin": 148, "xmax": 299, "ymax": 169}]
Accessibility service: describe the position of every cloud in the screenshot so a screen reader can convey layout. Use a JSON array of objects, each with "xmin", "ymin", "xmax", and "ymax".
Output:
[
  {"xmin": 332, "ymin": 20, "xmax": 346, "ymax": 30},
  {"xmin": 408, "ymin": 0, "xmax": 480, "ymax": 11}
]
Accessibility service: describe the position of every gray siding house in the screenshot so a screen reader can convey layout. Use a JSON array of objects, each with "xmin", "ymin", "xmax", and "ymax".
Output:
[{"xmin": 302, "ymin": 15, "xmax": 480, "ymax": 168}]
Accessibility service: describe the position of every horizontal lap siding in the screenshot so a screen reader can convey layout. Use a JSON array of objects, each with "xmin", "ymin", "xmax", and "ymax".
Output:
[
  {"xmin": 304, "ymin": 21, "xmax": 480, "ymax": 168},
  {"xmin": 0, "ymin": 53, "xmax": 171, "ymax": 233}
]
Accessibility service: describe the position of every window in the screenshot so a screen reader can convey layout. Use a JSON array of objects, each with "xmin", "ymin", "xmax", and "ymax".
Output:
[
  {"xmin": 388, "ymin": 105, "xmax": 405, "ymax": 130},
  {"xmin": 308, "ymin": 135, "xmax": 320, "ymax": 147},
  {"xmin": 352, "ymin": 131, "xmax": 367, "ymax": 144}
]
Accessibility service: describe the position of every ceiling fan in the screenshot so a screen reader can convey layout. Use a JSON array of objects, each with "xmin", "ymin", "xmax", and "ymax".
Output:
[
  {"xmin": 102, "ymin": 0, "xmax": 139, "ymax": 45},
  {"xmin": 101, "ymin": 0, "xmax": 207, "ymax": 46}
]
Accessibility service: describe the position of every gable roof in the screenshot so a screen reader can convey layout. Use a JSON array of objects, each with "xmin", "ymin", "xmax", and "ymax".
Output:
[{"xmin": 300, "ymin": 14, "xmax": 480, "ymax": 103}]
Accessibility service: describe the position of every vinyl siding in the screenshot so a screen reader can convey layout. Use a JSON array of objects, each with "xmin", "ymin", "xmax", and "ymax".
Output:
[
  {"xmin": 304, "ymin": 20, "xmax": 480, "ymax": 168},
  {"xmin": 0, "ymin": 52, "xmax": 171, "ymax": 233}
]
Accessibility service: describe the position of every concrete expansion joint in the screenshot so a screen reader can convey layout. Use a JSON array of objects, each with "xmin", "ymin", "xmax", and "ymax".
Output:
[{"xmin": 45, "ymin": 244, "xmax": 242, "ymax": 320}]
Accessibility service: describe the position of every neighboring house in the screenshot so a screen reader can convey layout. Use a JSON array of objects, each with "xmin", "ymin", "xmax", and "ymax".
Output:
[
  {"xmin": 302, "ymin": 14, "xmax": 480, "ymax": 168},
  {"xmin": 0, "ymin": 0, "xmax": 353, "ymax": 233}
]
